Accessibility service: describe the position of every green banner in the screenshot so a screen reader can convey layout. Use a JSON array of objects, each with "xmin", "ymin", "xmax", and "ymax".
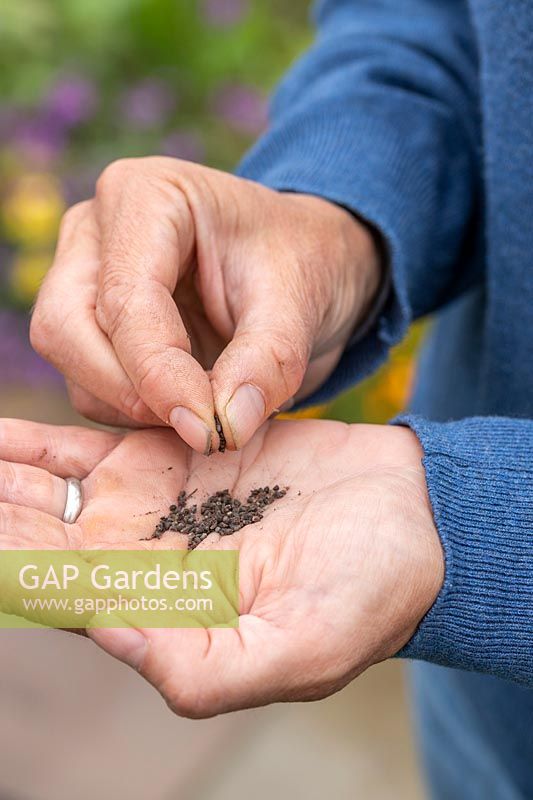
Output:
[{"xmin": 0, "ymin": 550, "xmax": 239, "ymax": 629}]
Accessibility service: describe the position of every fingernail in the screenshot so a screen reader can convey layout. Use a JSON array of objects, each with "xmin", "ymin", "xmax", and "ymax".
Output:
[
  {"xmin": 169, "ymin": 407, "xmax": 212, "ymax": 455},
  {"xmin": 88, "ymin": 620, "xmax": 147, "ymax": 670},
  {"xmin": 225, "ymin": 383, "xmax": 265, "ymax": 447}
]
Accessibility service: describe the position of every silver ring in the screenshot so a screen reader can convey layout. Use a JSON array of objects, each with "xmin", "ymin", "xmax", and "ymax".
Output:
[{"xmin": 63, "ymin": 478, "xmax": 83, "ymax": 524}]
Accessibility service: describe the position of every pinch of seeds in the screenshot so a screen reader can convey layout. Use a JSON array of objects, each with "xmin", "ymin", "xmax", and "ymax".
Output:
[
  {"xmin": 214, "ymin": 413, "xmax": 226, "ymax": 453},
  {"xmin": 143, "ymin": 485, "xmax": 289, "ymax": 549}
]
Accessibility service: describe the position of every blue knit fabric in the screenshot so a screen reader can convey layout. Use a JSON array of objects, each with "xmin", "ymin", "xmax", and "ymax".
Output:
[
  {"xmin": 237, "ymin": 1, "xmax": 533, "ymax": 795},
  {"xmin": 394, "ymin": 415, "xmax": 533, "ymax": 684},
  {"xmin": 238, "ymin": 0, "xmax": 485, "ymax": 404}
]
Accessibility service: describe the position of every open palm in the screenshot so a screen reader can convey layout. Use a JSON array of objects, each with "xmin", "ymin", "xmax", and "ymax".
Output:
[{"xmin": 0, "ymin": 417, "xmax": 442, "ymax": 715}]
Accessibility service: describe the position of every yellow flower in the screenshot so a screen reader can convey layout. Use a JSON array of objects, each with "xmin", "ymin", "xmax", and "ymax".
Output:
[
  {"xmin": 2, "ymin": 173, "xmax": 64, "ymax": 247},
  {"xmin": 10, "ymin": 251, "xmax": 52, "ymax": 303},
  {"xmin": 362, "ymin": 357, "xmax": 415, "ymax": 422},
  {"xmin": 382, "ymin": 358, "xmax": 415, "ymax": 407}
]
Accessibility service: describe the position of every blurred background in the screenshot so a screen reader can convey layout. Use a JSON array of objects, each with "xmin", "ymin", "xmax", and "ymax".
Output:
[{"xmin": 0, "ymin": 0, "xmax": 426, "ymax": 798}]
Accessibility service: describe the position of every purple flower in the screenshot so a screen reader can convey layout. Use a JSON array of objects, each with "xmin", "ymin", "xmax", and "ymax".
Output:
[
  {"xmin": 119, "ymin": 78, "xmax": 177, "ymax": 129},
  {"xmin": 211, "ymin": 83, "xmax": 267, "ymax": 135},
  {"xmin": 202, "ymin": 0, "xmax": 249, "ymax": 27},
  {"xmin": 0, "ymin": 106, "xmax": 22, "ymax": 145},
  {"xmin": 0, "ymin": 311, "xmax": 63, "ymax": 387},
  {"xmin": 12, "ymin": 113, "xmax": 67, "ymax": 165},
  {"xmin": 160, "ymin": 131, "xmax": 205, "ymax": 163},
  {"xmin": 46, "ymin": 75, "xmax": 98, "ymax": 127}
]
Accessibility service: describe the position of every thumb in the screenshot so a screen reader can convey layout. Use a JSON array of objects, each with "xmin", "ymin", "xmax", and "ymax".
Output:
[
  {"xmin": 211, "ymin": 295, "xmax": 313, "ymax": 449},
  {"xmin": 88, "ymin": 616, "xmax": 292, "ymax": 718}
]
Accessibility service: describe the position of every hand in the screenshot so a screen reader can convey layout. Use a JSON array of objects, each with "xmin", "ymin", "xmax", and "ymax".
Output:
[
  {"xmin": 30, "ymin": 158, "xmax": 381, "ymax": 452},
  {"xmin": 0, "ymin": 417, "xmax": 443, "ymax": 716},
  {"xmin": 0, "ymin": 417, "xmax": 202, "ymax": 550}
]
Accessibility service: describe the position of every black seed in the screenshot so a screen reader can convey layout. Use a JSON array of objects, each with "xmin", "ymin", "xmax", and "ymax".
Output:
[
  {"xmin": 214, "ymin": 414, "xmax": 226, "ymax": 453},
  {"xmin": 144, "ymin": 484, "xmax": 290, "ymax": 547}
]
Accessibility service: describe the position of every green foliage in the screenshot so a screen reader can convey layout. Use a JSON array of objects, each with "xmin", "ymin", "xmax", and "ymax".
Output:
[
  {"xmin": 0, "ymin": 0, "xmax": 424, "ymax": 421},
  {"xmin": 0, "ymin": 0, "xmax": 310, "ymax": 307},
  {"xmin": 0, "ymin": 0, "xmax": 310, "ymax": 114}
]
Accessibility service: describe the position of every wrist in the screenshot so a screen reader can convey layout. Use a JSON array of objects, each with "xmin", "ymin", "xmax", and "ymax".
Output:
[
  {"xmin": 371, "ymin": 425, "xmax": 445, "ymax": 653},
  {"xmin": 282, "ymin": 191, "xmax": 383, "ymax": 351},
  {"xmin": 400, "ymin": 428, "xmax": 445, "ymax": 641},
  {"xmin": 349, "ymin": 217, "xmax": 386, "ymax": 330}
]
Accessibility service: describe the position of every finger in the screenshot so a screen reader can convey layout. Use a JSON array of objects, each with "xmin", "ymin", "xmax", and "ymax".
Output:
[
  {"xmin": 211, "ymin": 291, "xmax": 312, "ymax": 449},
  {"xmin": 30, "ymin": 201, "xmax": 160, "ymax": 427},
  {"xmin": 94, "ymin": 158, "xmax": 218, "ymax": 454},
  {"xmin": 0, "ymin": 419, "xmax": 121, "ymax": 478},
  {"xmin": 0, "ymin": 504, "xmax": 85, "ymax": 630},
  {"xmin": 0, "ymin": 459, "xmax": 68, "ymax": 518},
  {"xmin": 97, "ymin": 282, "xmax": 217, "ymax": 454},
  {"xmin": 66, "ymin": 381, "xmax": 161, "ymax": 429},
  {"xmin": 0, "ymin": 502, "xmax": 68, "ymax": 549}
]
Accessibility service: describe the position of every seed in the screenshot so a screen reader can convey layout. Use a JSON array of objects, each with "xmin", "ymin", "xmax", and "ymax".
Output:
[
  {"xmin": 214, "ymin": 414, "xmax": 226, "ymax": 453},
  {"xmin": 143, "ymin": 484, "xmax": 289, "ymax": 548}
]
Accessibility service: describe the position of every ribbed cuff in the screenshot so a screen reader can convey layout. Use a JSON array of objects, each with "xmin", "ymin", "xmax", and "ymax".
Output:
[{"xmin": 394, "ymin": 415, "xmax": 533, "ymax": 686}]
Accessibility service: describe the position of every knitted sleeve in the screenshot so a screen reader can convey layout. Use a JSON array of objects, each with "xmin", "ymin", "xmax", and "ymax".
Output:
[
  {"xmin": 238, "ymin": 0, "xmax": 482, "ymax": 404},
  {"xmin": 395, "ymin": 415, "xmax": 533, "ymax": 686}
]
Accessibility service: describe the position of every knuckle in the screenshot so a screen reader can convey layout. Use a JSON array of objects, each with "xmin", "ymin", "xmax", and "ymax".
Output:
[
  {"xmin": 96, "ymin": 158, "xmax": 136, "ymax": 193},
  {"xmin": 117, "ymin": 384, "xmax": 150, "ymax": 423},
  {"xmin": 99, "ymin": 265, "xmax": 133, "ymax": 298},
  {"xmin": 0, "ymin": 462, "xmax": 20, "ymax": 502},
  {"xmin": 270, "ymin": 334, "xmax": 308, "ymax": 396},
  {"xmin": 135, "ymin": 351, "xmax": 166, "ymax": 403},
  {"xmin": 59, "ymin": 200, "xmax": 91, "ymax": 232},
  {"xmin": 97, "ymin": 281, "xmax": 136, "ymax": 338},
  {"xmin": 96, "ymin": 156, "xmax": 169, "ymax": 195},
  {"xmin": 0, "ymin": 463, "xmax": 50, "ymax": 509}
]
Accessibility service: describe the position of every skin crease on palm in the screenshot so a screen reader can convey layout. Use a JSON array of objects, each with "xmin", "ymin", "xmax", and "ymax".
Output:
[{"xmin": 0, "ymin": 417, "xmax": 443, "ymax": 718}]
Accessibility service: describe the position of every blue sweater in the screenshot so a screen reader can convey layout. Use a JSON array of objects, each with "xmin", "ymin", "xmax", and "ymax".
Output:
[{"xmin": 238, "ymin": 0, "xmax": 533, "ymax": 795}]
